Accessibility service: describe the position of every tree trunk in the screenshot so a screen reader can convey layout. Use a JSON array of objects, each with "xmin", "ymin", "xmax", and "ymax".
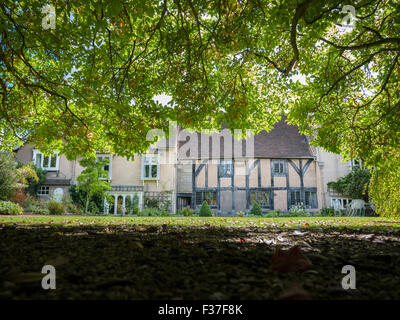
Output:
[{"xmin": 85, "ymin": 193, "xmax": 90, "ymax": 214}]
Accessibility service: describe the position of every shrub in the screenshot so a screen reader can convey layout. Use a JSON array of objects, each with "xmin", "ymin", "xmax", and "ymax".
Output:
[
  {"xmin": 264, "ymin": 211, "xmax": 279, "ymax": 217},
  {"xmin": 178, "ymin": 208, "xmax": 193, "ymax": 216},
  {"xmin": 9, "ymin": 189, "xmax": 28, "ymax": 207},
  {"xmin": 144, "ymin": 191, "xmax": 172, "ymax": 211},
  {"xmin": 288, "ymin": 206, "xmax": 310, "ymax": 216},
  {"xmin": 25, "ymin": 204, "xmax": 49, "ymax": 215},
  {"xmin": 320, "ymin": 207, "xmax": 335, "ymax": 216},
  {"xmin": 68, "ymin": 204, "xmax": 82, "ymax": 214},
  {"xmin": 249, "ymin": 203, "xmax": 262, "ymax": 216},
  {"xmin": 47, "ymin": 200, "xmax": 65, "ymax": 215},
  {"xmin": 0, "ymin": 200, "xmax": 23, "ymax": 215},
  {"xmin": 199, "ymin": 201, "xmax": 213, "ymax": 217},
  {"xmin": 25, "ymin": 165, "xmax": 47, "ymax": 197},
  {"xmin": 237, "ymin": 211, "xmax": 245, "ymax": 217},
  {"xmin": 138, "ymin": 208, "xmax": 164, "ymax": 216},
  {"xmin": 125, "ymin": 194, "xmax": 139, "ymax": 215},
  {"xmin": 0, "ymin": 152, "xmax": 19, "ymax": 200},
  {"xmin": 24, "ymin": 197, "xmax": 49, "ymax": 215},
  {"xmin": 116, "ymin": 204, "xmax": 124, "ymax": 215},
  {"xmin": 62, "ymin": 196, "xmax": 82, "ymax": 214},
  {"xmin": 89, "ymin": 202, "xmax": 100, "ymax": 214},
  {"xmin": 160, "ymin": 211, "xmax": 172, "ymax": 216},
  {"xmin": 69, "ymin": 184, "xmax": 104, "ymax": 213},
  {"xmin": 144, "ymin": 197, "xmax": 159, "ymax": 209}
]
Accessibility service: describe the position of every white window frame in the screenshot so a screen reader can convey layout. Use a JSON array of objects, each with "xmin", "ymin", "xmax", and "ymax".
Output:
[
  {"xmin": 350, "ymin": 159, "xmax": 362, "ymax": 169},
  {"xmin": 141, "ymin": 154, "xmax": 160, "ymax": 180},
  {"xmin": 37, "ymin": 186, "xmax": 50, "ymax": 196},
  {"xmin": 32, "ymin": 150, "xmax": 59, "ymax": 171},
  {"xmin": 96, "ymin": 154, "xmax": 112, "ymax": 180},
  {"xmin": 331, "ymin": 197, "xmax": 352, "ymax": 210}
]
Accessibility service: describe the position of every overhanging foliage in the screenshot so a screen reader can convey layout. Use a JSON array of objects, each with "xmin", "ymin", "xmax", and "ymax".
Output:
[{"xmin": 0, "ymin": 0, "xmax": 398, "ymax": 166}]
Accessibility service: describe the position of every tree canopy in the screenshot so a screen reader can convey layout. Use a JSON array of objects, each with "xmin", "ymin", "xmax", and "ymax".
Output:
[{"xmin": 1, "ymin": 0, "xmax": 398, "ymax": 164}]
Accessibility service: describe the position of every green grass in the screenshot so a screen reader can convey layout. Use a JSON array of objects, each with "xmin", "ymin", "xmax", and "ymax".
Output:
[{"xmin": 1, "ymin": 215, "xmax": 400, "ymax": 231}]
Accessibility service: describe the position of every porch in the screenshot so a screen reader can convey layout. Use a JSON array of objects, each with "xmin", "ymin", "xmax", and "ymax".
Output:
[{"xmin": 104, "ymin": 185, "xmax": 144, "ymax": 215}]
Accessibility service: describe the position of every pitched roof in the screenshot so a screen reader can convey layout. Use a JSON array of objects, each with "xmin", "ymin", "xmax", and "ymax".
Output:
[
  {"xmin": 177, "ymin": 117, "xmax": 314, "ymax": 159},
  {"xmin": 253, "ymin": 118, "xmax": 314, "ymax": 158}
]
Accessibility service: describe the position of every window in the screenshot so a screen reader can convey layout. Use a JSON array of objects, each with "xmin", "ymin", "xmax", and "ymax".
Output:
[
  {"xmin": 305, "ymin": 191, "xmax": 317, "ymax": 208},
  {"xmin": 219, "ymin": 160, "xmax": 233, "ymax": 176},
  {"xmin": 250, "ymin": 191, "xmax": 270, "ymax": 207},
  {"xmin": 142, "ymin": 154, "xmax": 160, "ymax": 180},
  {"xmin": 97, "ymin": 154, "xmax": 112, "ymax": 180},
  {"xmin": 196, "ymin": 191, "xmax": 217, "ymax": 207},
  {"xmin": 290, "ymin": 190, "xmax": 318, "ymax": 208},
  {"xmin": 290, "ymin": 190, "xmax": 301, "ymax": 206},
  {"xmin": 272, "ymin": 160, "xmax": 285, "ymax": 175},
  {"xmin": 331, "ymin": 197, "xmax": 352, "ymax": 210},
  {"xmin": 177, "ymin": 196, "xmax": 191, "ymax": 210},
  {"xmin": 33, "ymin": 150, "xmax": 59, "ymax": 170},
  {"xmin": 350, "ymin": 159, "xmax": 363, "ymax": 169},
  {"xmin": 37, "ymin": 186, "xmax": 49, "ymax": 195}
]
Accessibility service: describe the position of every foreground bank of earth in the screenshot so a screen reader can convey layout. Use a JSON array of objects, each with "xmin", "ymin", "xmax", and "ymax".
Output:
[{"xmin": 0, "ymin": 216, "xmax": 399, "ymax": 299}]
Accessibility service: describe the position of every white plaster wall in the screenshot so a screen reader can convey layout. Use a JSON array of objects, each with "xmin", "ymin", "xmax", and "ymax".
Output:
[{"xmin": 316, "ymin": 148, "xmax": 352, "ymax": 208}]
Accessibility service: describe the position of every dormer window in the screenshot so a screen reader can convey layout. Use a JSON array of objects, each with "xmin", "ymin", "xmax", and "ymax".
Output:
[{"xmin": 33, "ymin": 150, "xmax": 59, "ymax": 171}]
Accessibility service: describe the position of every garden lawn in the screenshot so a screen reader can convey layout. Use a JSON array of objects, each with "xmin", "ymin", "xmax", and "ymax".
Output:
[
  {"xmin": 1, "ymin": 215, "xmax": 400, "ymax": 230},
  {"xmin": 1, "ymin": 215, "xmax": 400, "ymax": 300}
]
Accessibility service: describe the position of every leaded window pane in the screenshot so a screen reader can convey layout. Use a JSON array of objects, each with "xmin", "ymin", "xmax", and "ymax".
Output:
[
  {"xmin": 43, "ymin": 155, "xmax": 50, "ymax": 167},
  {"xmin": 263, "ymin": 192, "xmax": 269, "ymax": 206},
  {"xmin": 250, "ymin": 192, "xmax": 256, "ymax": 205},
  {"xmin": 50, "ymin": 154, "xmax": 57, "ymax": 167},
  {"xmin": 151, "ymin": 165, "xmax": 157, "ymax": 178},
  {"xmin": 35, "ymin": 154, "xmax": 42, "ymax": 167},
  {"xmin": 210, "ymin": 192, "xmax": 216, "ymax": 205}
]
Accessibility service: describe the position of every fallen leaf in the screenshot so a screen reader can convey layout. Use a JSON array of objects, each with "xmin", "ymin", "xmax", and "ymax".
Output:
[
  {"xmin": 292, "ymin": 230, "xmax": 309, "ymax": 236},
  {"xmin": 270, "ymin": 246, "xmax": 312, "ymax": 273},
  {"xmin": 277, "ymin": 235, "xmax": 289, "ymax": 242},
  {"xmin": 127, "ymin": 241, "xmax": 144, "ymax": 250},
  {"xmin": 8, "ymin": 272, "xmax": 43, "ymax": 284},
  {"xmin": 45, "ymin": 255, "xmax": 69, "ymax": 267},
  {"xmin": 279, "ymin": 283, "xmax": 312, "ymax": 300},
  {"xmin": 264, "ymin": 239, "xmax": 276, "ymax": 245},
  {"xmin": 158, "ymin": 224, "xmax": 168, "ymax": 233},
  {"xmin": 176, "ymin": 233, "xmax": 183, "ymax": 239}
]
